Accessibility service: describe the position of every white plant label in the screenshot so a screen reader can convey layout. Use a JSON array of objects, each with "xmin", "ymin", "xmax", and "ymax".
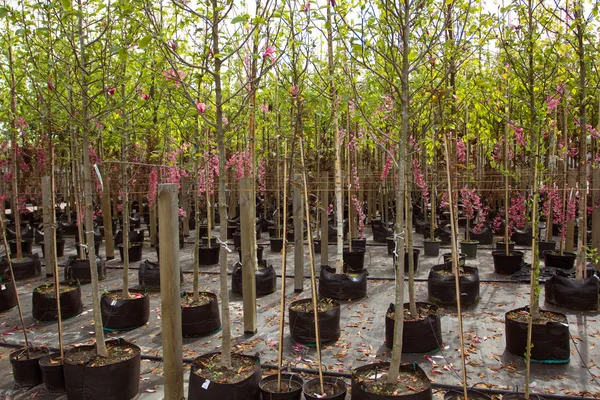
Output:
[
  {"xmin": 111, "ymin": 300, "xmax": 117, "ymax": 306},
  {"xmin": 202, "ymin": 380, "xmax": 210, "ymax": 390}
]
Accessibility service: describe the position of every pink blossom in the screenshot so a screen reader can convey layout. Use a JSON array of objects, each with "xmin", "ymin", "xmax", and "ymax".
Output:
[
  {"xmin": 141, "ymin": 93, "xmax": 150, "ymax": 100},
  {"xmin": 195, "ymin": 101, "xmax": 207, "ymax": 114},
  {"xmin": 380, "ymin": 155, "xmax": 392, "ymax": 180},
  {"xmin": 291, "ymin": 85, "xmax": 299, "ymax": 98},
  {"xmin": 508, "ymin": 191, "xmax": 526, "ymax": 234},
  {"xmin": 47, "ymin": 78, "xmax": 55, "ymax": 91},
  {"xmin": 226, "ymin": 152, "xmax": 252, "ymax": 180},
  {"xmin": 301, "ymin": 2, "xmax": 310, "ymax": 12},
  {"xmin": 351, "ymin": 195, "xmax": 366, "ymax": 239},
  {"xmin": 546, "ymin": 95, "xmax": 560, "ymax": 113},
  {"xmin": 259, "ymin": 104, "xmax": 270, "ymax": 113},
  {"xmin": 107, "ymin": 87, "xmax": 116, "ymax": 95},
  {"xmin": 347, "ymin": 133, "xmax": 358, "ymax": 152},
  {"xmin": 178, "ymin": 208, "xmax": 187, "ymax": 217},
  {"xmin": 262, "ymin": 46, "xmax": 276, "ymax": 62},
  {"xmin": 351, "ymin": 166, "xmax": 360, "ymax": 190},
  {"xmin": 163, "ymin": 69, "xmax": 187, "ymax": 86},
  {"xmin": 509, "ymin": 123, "xmax": 526, "ymax": 146},
  {"xmin": 456, "ymin": 138, "xmax": 467, "ymax": 163},
  {"xmin": 327, "ymin": 203, "xmax": 334, "ymax": 215},
  {"xmin": 413, "ymin": 158, "xmax": 429, "ymax": 206},
  {"xmin": 492, "ymin": 214, "xmax": 504, "ymax": 234},
  {"xmin": 168, "ymin": 39, "xmax": 177, "ymax": 51}
]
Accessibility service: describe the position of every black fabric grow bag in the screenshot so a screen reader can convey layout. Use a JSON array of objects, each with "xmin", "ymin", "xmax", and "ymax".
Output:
[
  {"xmin": 259, "ymin": 373, "xmax": 303, "ymax": 400},
  {"xmin": 181, "ymin": 292, "xmax": 221, "ymax": 336},
  {"xmin": 233, "ymin": 232, "xmax": 242, "ymax": 249},
  {"xmin": 314, "ymin": 239, "xmax": 321, "ymax": 254},
  {"xmin": 303, "ymin": 377, "xmax": 347, "ymax": 400},
  {"xmin": 63, "ymin": 339, "xmax": 141, "ymax": 400},
  {"xmin": 8, "ymin": 240, "xmax": 33, "ymax": 254},
  {"xmin": 114, "ymin": 229, "xmax": 144, "ymax": 246},
  {"xmin": 505, "ymin": 306, "xmax": 570, "ymax": 363},
  {"xmin": 385, "ymin": 302, "xmax": 442, "ymax": 353},
  {"xmin": 428, "ymin": 265, "xmax": 480, "ymax": 306},
  {"xmin": 117, "ymin": 243, "xmax": 144, "ymax": 263},
  {"xmin": 0, "ymin": 277, "xmax": 17, "ymax": 312},
  {"xmin": 511, "ymin": 227, "xmax": 532, "ymax": 246},
  {"xmin": 101, "ymin": 290, "xmax": 150, "ymax": 331},
  {"xmin": 138, "ymin": 260, "xmax": 183, "ymax": 290},
  {"xmin": 289, "ymin": 298, "xmax": 341, "ymax": 345},
  {"xmin": 444, "ymin": 389, "xmax": 491, "ymax": 400},
  {"xmin": 469, "ymin": 224, "xmax": 493, "ymax": 245},
  {"xmin": 537, "ymin": 241, "xmax": 556, "ymax": 253},
  {"xmin": 371, "ymin": 219, "xmax": 392, "ymax": 243},
  {"xmin": 543, "ymin": 251, "xmax": 576, "ymax": 269},
  {"xmin": 64, "ymin": 257, "xmax": 106, "ymax": 284},
  {"xmin": 10, "ymin": 347, "xmax": 49, "ymax": 388},
  {"xmin": 544, "ymin": 271, "xmax": 599, "ymax": 310},
  {"xmin": 231, "ymin": 261, "xmax": 277, "ymax": 296},
  {"xmin": 318, "ymin": 266, "xmax": 367, "ymax": 300},
  {"xmin": 351, "ymin": 362, "xmax": 431, "ymax": 400},
  {"xmin": 343, "ymin": 248, "xmax": 366, "ymax": 272},
  {"xmin": 39, "ymin": 353, "xmax": 65, "ymax": 392},
  {"xmin": 492, "ymin": 251, "xmax": 524, "ymax": 275},
  {"xmin": 40, "ymin": 239, "xmax": 65, "ymax": 258},
  {"xmin": 1, "ymin": 253, "xmax": 42, "ymax": 280},
  {"xmin": 238, "ymin": 245, "xmax": 264, "ymax": 263},
  {"xmin": 32, "ymin": 282, "xmax": 83, "ymax": 321},
  {"xmin": 199, "ymin": 245, "xmax": 220, "ymax": 265},
  {"xmin": 188, "ymin": 353, "xmax": 261, "ymax": 400}
]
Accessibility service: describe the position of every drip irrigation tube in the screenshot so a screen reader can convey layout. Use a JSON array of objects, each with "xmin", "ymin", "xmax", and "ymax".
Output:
[{"xmin": 0, "ymin": 341, "xmax": 594, "ymax": 400}]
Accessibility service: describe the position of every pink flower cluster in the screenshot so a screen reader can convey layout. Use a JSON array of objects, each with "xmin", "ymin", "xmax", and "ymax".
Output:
[
  {"xmin": 347, "ymin": 133, "xmax": 358, "ymax": 152},
  {"xmin": 509, "ymin": 123, "xmax": 526, "ymax": 147},
  {"xmin": 351, "ymin": 166, "xmax": 360, "ymax": 190},
  {"xmin": 147, "ymin": 168, "xmax": 158, "ymax": 207},
  {"xmin": 178, "ymin": 208, "xmax": 187, "ymax": 217},
  {"xmin": 351, "ymin": 195, "xmax": 366, "ymax": 239},
  {"xmin": 380, "ymin": 155, "xmax": 392, "ymax": 180},
  {"xmin": 492, "ymin": 137, "xmax": 513, "ymax": 162},
  {"xmin": 508, "ymin": 191, "xmax": 526, "ymax": 232},
  {"xmin": 163, "ymin": 69, "xmax": 187, "ymax": 86},
  {"xmin": 258, "ymin": 158, "xmax": 266, "ymax": 196},
  {"xmin": 413, "ymin": 158, "xmax": 429, "ymax": 205},
  {"xmin": 456, "ymin": 138, "xmax": 467, "ymax": 163},
  {"xmin": 226, "ymin": 151, "xmax": 252, "ymax": 180},
  {"xmin": 546, "ymin": 95, "xmax": 560, "ymax": 113}
]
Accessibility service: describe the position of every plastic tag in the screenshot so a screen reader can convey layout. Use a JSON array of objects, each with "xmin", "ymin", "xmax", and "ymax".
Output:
[
  {"xmin": 111, "ymin": 300, "xmax": 117, "ymax": 306},
  {"xmin": 0, "ymin": 284, "xmax": 5, "ymax": 290},
  {"xmin": 201, "ymin": 379, "xmax": 210, "ymax": 389}
]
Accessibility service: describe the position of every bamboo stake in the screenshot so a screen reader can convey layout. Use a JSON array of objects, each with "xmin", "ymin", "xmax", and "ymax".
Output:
[
  {"xmin": 276, "ymin": 141, "xmax": 289, "ymax": 392},
  {"xmin": 50, "ymin": 148, "xmax": 64, "ymax": 360},
  {"xmin": 442, "ymin": 132, "xmax": 468, "ymax": 399},
  {"xmin": 299, "ymin": 137, "xmax": 324, "ymax": 394}
]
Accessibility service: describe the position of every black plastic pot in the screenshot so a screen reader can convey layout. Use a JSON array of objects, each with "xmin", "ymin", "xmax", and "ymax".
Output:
[
  {"xmin": 495, "ymin": 241, "xmax": 515, "ymax": 252},
  {"xmin": 10, "ymin": 347, "xmax": 49, "ymax": 388},
  {"xmin": 40, "ymin": 239, "xmax": 65, "ymax": 258},
  {"xmin": 181, "ymin": 291, "xmax": 221, "ymax": 336},
  {"xmin": 537, "ymin": 240, "xmax": 556, "ymax": 253},
  {"xmin": 199, "ymin": 245, "xmax": 220, "ymax": 265},
  {"xmin": 39, "ymin": 352, "xmax": 65, "ymax": 392},
  {"xmin": 423, "ymin": 239, "xmax": 441, "ymax": 257},
  {"xmin": 8, "ymin": 240, "xmax": 33, "ymax": 255},
  {"xmin": 233, "ymin": 232, "xmax": 242, "ymax": 249},
  {"xmin": 259, "ymin": 373, "xmax": 303, "ymax": 400},
  {"xmin": 289, "ymin": 298, "xmax": 341, "ymax": 345},
  {"xmin": 0, "ymin": 277, "xmax": 17, "ymax": 312},
  {"xmin": 114, "ymin": 229, "xmax": 144, "ymax": 246},
  {"xmin": 227, "ymin": 225, "xmax": 238, "ymax": 239},
  {"xmin": 319, "ymin": 266, "xmax": 367, "ymax": 300},
  {"xmin": 511, "ymin": 227, "xmax": 532, "ymax": 246},
  {"xmin": 459, "ymin": 240, "xmax": 479, "ymax": 259},
  {"xmin": 543, "ymin": 251, "xmax": 576, "ymax": 269},
  {"xmin": 188, "ymin": 353, "xmax": 261, "ymax": 400},
  {"xmin": 352, "ymin": 239, "xmax": 367, "ymax": 250},
  {"xmin": 232, "ymin": 261, "xmax": 277, "ymax": 296},
  {"xmin": 2, "ymin": 253, "xmax": 42, "ymax": 280},
  {"xmin": 385, "ymin": 302, "xmax": 443, "ymax": 353},
  {"xmin": 442, "ymin": 252, "xmax": 466, "ymax": 269},
  {"xmin": 201, "ymin": 237, "xmax": 217, "ymax": 247},
  {"xmin": 63, "ymin": 339, "xmax": 141, "ymax": 400},
  {"xmin": 505, "ymin": 306, "xmax": 570, "ymax": 363},
  {"xmin": 351, "ymin": 362, "xmax": 432, "ymax": 400},
  {"xmin": 314, "ymin": 239, "xmax": 321, "ymax": 254},
  {"xmin": 64, "ymin": 257, "xmax": 106, "ymax": 284},
  {"xmin": 386, "ymin": 237, "xmax": 395, "ymax": 255},
  {"xmin": 238, "ymin": 245, "xmax": 264, "ymax": 264},
  {"xmin": 544, "ymin": 271, "xmax": 599, "ymax": 310},
  {"xmin": 118, "ymin": 243, "xmax": 144, "ymax": 263},
  {"xmin": 101, "ymin": 290, "xmax": 150, "ymax": 331},
  {"xmin": 32, "ymin": 282, "xmax": 83, "ymax": 321},
  {"xmin": 270, "ymin": 238, "xmax": 284, "ymax": 252},
  {"xmin": 343, "ymin": 248, "xmax": 366, "ymax": 272},
  {"xmin": 197, "ymin": 225, "xmax": 208, "ymax": 238},
  {"xmin": 303, "ymin": 377, "xmax": 346, "ymax": 400},
  {"xmin": 371, "ymin": 219, "xmax": 392, "ymax": 243},
  {"xmin": 268, "ymin": 226, "xmax": 277, "ymax": 238},
  {"xmin": 492, "ymin": 251, "xmax": 524, "ymax": 275},
  {"xmin": 138, "ymin": 260, "xmax": 183, "ymax": 290},
  {"xmin": 470, "ymin": 224, "xmax": 493, "ymax": 245},
  {"xmin": 428, "ymin": 265, "xmax": 480, "ymax": 306}
]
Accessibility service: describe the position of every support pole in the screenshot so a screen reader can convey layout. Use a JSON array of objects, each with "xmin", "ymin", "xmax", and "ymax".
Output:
[
  {"xmin": 101, "ymin": 176, "xmax": 114, "ymax": 260},
  {"xmin": 158, "ymin": 183, "xmax": 184, "ymax": 400},
  {"xmin": 240, "ymin": 177, "xmax": 257, "ymax": 334},
  {"xmin": 42, "ymin": 177, "xmax": 55, "ymax": 277},
  {"xmin": 321, "ymin": 172, "xmax": 329, "ymax": 267},
  {"xmin": 592, "ymin": 168, "xmax": 600, "ymax": 259},
  {"xmin": 294, "ymin": 174, "xmax": 304, "ymax": 292},
  {"xmin": 566, "ymin": 171, "xmax": 576, "ymax": 252},
  {"xmin": 149, "ymin": 203, "xmax": 157, "ymax": 247}
]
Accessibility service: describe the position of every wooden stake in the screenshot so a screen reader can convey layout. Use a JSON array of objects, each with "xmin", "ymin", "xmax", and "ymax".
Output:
[
  {"xmin": 158, "ymin": 183, "xmax": 184, "ymax": 399},
  {"xmin": 443, "ymin": 132, "xmax": 468, "ymax": 398},
  {"xmin": 592, "ymin": 168, "xmax": 600, "ymax": 256},
  {"xmin": 566, "ymin": 171, "xmax": 576, "ymax": 252},
  {"xmin": 293, "ymin": 174, "xmax": 304, "ymax": 292},
  {"xmin": 101, "ymin": 175, "xmax": 114, "ymax": 260},
  {"xmin": 276, "ymin": 141, "xmax": 289, "ymax": 391},
  {"xmin": 299, "ymin": 138, "xmax": 324, "ymax": 393},
  {"xmin": 240, "ymin": 177, "xmax": 257, "ymax": 334},
  {"xmin": 42, "ymin": 177, "xmax": 55, "ymax": 277},
  {"xmin": 50, "ymin": 150, "xmax": 65, "ymax": 360},
  {"xmin": 321, "ymin": 172, "xmax": 329, "ymax": 266}
]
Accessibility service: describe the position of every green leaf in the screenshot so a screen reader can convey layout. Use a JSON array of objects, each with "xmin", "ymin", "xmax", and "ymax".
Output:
[
  {"xmin": 61, "ymin": 0, "xmax": 72, "ymax": 10},
  {"xmin": 408, "ymin": 50, "xmax": 418, "ymax": 61},
  {"xmin": 231, "ymin": 15, "xmax": 246, "ymax": 24},
  {"xmin": 0, "ymin": 7, "xmax": 8, "ymax": 18},
  {"xmin": 139, "ymin": 35, "xmax": 152, "ymax": 48}
]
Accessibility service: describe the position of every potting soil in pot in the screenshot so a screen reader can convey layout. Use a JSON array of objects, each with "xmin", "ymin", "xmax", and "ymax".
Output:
[{"xmin": 351, "ymin": 362, "xmax": 431, "ymax": 399}]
